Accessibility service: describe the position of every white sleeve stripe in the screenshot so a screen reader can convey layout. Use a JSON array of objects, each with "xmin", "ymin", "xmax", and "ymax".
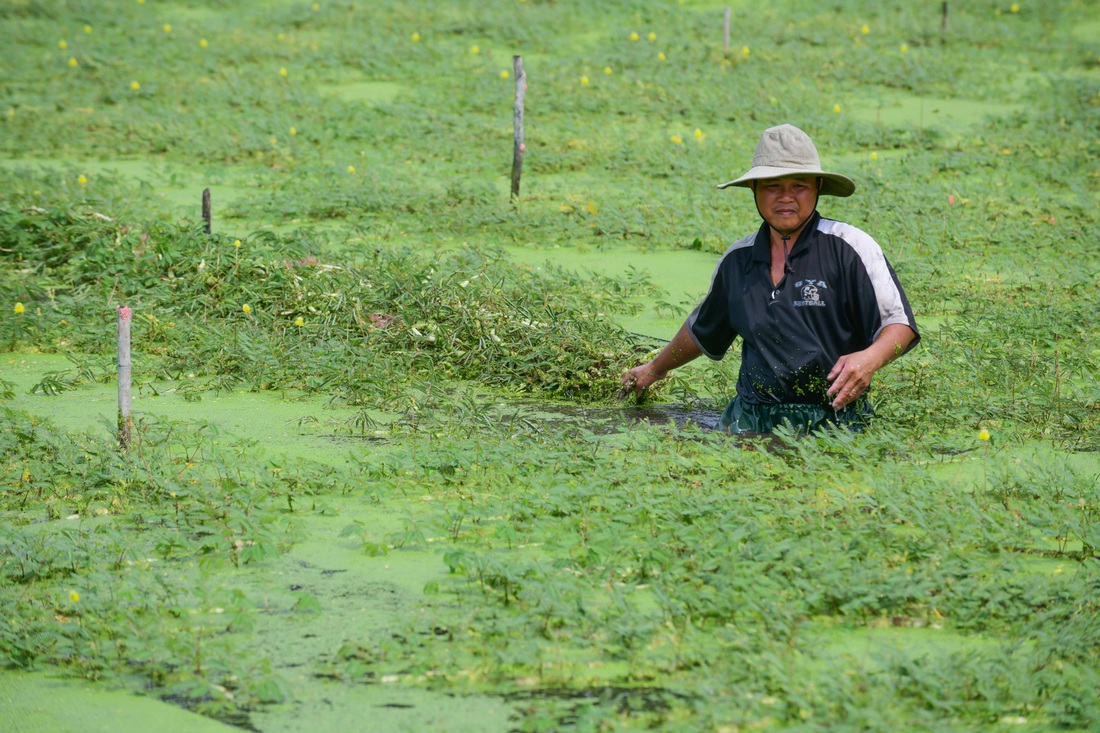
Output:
[{"xmin": 816, "ymin": 219, "xmax": 908, "ymax": 328}]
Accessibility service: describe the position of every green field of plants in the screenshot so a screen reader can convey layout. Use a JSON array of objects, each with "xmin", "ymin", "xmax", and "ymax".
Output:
[{"xmin": 2, "ymin": 0, "xmax": 1099, "ymax": 731}]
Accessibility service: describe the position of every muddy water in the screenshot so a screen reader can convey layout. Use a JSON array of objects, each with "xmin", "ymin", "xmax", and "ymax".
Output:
[{"xmin": 531, "ymin": 401, "xmax": 722, "ymax": 434}]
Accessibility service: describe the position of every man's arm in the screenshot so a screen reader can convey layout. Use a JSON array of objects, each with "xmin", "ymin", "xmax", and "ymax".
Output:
[
  {"xmin": 826, "ymin": 323, "xmax": 916, "ymax": 409},
  {"xmin": 621, "ymin": 322, "xmax": 704, "ymax": 398}
]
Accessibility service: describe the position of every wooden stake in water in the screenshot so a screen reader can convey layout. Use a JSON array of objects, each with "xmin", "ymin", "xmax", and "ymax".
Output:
[
  {"xmin": 117, "ymin": 305, "xmax": 133, "ymax": 449},
  {"xmin": 723, "ymin": 7, "xmax": 731, "ymax": 56},
  {"xmin": 202, "ymin": 188, "xmax": 212, "ymax": 235},
  {"xmin": 510, "ymin": 55, "xmax": 526, "ymax": 200}
]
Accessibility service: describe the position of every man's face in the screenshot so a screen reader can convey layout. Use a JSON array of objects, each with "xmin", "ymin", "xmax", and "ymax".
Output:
[{"xmin": 753, "ymin": 175, "xmax": 820, "ymax": 233}]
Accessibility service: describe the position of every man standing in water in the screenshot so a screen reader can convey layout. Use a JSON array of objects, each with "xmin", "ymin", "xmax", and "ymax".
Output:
[{"xmin": 622, "ymin": 124, "xmax": 919, "ymax": 434}]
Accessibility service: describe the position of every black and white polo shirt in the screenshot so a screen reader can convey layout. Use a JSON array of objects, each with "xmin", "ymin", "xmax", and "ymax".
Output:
[{"xmin": 687, "ymin": 212, "xmax": 919, "ymax": 406}]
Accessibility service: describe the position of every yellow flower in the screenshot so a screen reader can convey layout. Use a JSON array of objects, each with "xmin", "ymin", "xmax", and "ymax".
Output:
[
  {"xmin": 14, "ymin": 302, "xmax": 24, "ymax": 314},
  {"xmin": 741, "ymin": 46, "xmax": 750, "ymax": 57},
  {"xmin": 84, "ymin": 25, "xmax": 92, "ymax": 34},
  {"xmin": 69, "ymin": 590, "xmax": 80, "ymax": 603},
  {"xmin": 1010, "ymin": 3, "xmax": 1019, "ymax": 12},
  {"xmin": 199, "ymin": 39, "xmax": 208, "ymax": 48},
  {"xmin": 163, "ymin": 24, "xmax": 172, "ymax": 33},
  {"xmin": 670, "ymin": 134, "xmax": 682, "ymax": 144},
  {"xmin": 900, "ymin": 43, "xmax": 909, "ymax": 53},
  {"xmin": 68, "ymin": 57, "xmax": 78, "ymax": 67},
  {"xmin": 648, "ymin": 32, "xmax": 656, "ymax": 41},
  {"xmin": 630, "ymin": 32, "xmax": 639, "ymax": 41},
  {"xmin": 580, "ymin": 75, "xmax": 589, "ymax": 85},
  {"xmin": 603, "ymin": 66, "xmax": 612, "ymax": 75},
  {"xmin": 279, "ymin": 67, "xmax": 288, "ymax": 77},
  {"xmin": 693, "ymin": 128, "xmax": 704, "ymax": 140},
  {"xmin": 242, "ymin": 304, "xmax": 252, "ymax": 314},
  {"xmin": 137, "ymin": 0, "xmax": 144, "ymax": 4},
  {"xmin": 471, "ymin": 45, "xmax": 479, "ymax": 54},
  {"xmin": 269, "ymin": 136, "xmax": 277, "ymax": 144},
  {"xmin": 657, "ymin": 52, "xmax": 666, "ymax": 61},
  {"xmin": 860, "ymin": 24, "xmax": 870, "ymax": 35},
  {"xmin": 833, "ymin": 104, "xmax": 841, "ymax": 113},
  {"xmin": 278, "ymin": 33, "xmax": 286, "ymax": 41},
  {"xmin": 294, "ymin": 317, "xmax": 304, "ymax": 327},
  {"xmin": 500, "ymin": 70, "xmax": 509, "ymax": 79},
  {"xmin": 289, "ymin": 126, "xmax": 297, "ymax": 136},
  {"xmin": 978, "ymin": 429, "xmax": 990, "ymax": 441},
  {"xmin": 347, "ymin": 165, "xmax": 356, "ymax": 173},
  {"xmin": 411, "ymin": 32, "xmax": 420, "ymax": 42},
  {"xmin": 233, "ymin": 239, "xmax": 241, "ymax": 248},
  {"xmin": 58, "ymin": 40, "xmax": 68, "ymax": 49},
  {"xmin": 870, "ymin": 151, "xmax": 878, "ymax": 160},
  {"xmin": 313, "ymin": 3, "xmax": 320, "ymax": 10},
  {"xmin": 130, "ymin": 81, "xmax": 140, "ymax": 91},
  {"xmin": 77, "ymin": 174, "xmax": 87, "ymax": 185}
]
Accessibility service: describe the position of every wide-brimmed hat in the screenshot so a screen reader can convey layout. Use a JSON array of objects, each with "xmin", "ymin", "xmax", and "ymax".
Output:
[{"xmin": 717, "ymin": 124, "xmax": 856, "ymax": 197}]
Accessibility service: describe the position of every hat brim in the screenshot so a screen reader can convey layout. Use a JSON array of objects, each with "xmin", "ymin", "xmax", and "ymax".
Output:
[{"xmin": 717, "ymin": 166, "xmax": 856, "ymax": 197}]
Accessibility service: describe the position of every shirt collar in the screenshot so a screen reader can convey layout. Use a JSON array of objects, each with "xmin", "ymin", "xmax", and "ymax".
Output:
[{"xmin": 751, "ymin": 210, "xmax": 821, "ymax": 263}]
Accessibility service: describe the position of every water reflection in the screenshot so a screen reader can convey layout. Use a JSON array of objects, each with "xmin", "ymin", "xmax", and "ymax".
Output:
[{"xmin": 534, "ymin": 402, "xmax": 722, "ymax": 435}]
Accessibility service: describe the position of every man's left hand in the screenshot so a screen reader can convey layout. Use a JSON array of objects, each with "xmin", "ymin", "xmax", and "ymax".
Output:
[
  {"xmin": 826, "ymin": 324, "xmax": 917, "ymax": 410},
  {"xmin": 826, "ymin": 351, "xmax": 877, "ymax": 410}
]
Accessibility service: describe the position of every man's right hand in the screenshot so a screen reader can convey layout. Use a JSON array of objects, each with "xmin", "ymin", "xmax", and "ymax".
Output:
[
  {"xmin": 617, "ymin": 322, "xmax": 703, "ymax": 401},
  {"xmin": 618, "ymin": 363, "xmax": 668, "ymax": 400}
]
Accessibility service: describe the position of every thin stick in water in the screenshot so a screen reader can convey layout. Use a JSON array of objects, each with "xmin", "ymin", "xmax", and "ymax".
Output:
[
  {"xmin": 510, "ymin": 56, "xmax": 526, "ymax": 200},
  {"xmin": 202, "ymin": 188, "xmax": 212, "ymax": 235},
  {"xmin": 117, "ymin": 305, "xmax": 133, "ymax": 449},
  {"xmin": 723, "ymin": 7, "xmax": 731, "ymax": 56}
]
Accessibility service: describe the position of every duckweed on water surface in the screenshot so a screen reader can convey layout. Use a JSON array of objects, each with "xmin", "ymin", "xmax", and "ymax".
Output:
[{"xmin": 2, "ymin": 0, "xmax": 1099, "ymax": 730}]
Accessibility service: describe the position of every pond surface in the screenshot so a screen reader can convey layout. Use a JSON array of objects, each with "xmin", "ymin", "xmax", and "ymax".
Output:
[{"xmin": 0, "ymin": 670, "xmax": 242, "ymax": 733}]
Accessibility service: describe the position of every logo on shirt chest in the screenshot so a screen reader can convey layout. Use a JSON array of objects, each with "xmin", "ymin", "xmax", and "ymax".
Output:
[{"xmin": 793, "ymin": 278, "xmax": 827, "ymax": 307}]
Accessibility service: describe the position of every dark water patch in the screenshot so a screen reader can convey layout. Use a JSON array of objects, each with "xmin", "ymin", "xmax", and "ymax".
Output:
[
  {"xmin": 319, "ymin": 434, "xmax": 388, "ymax": 443},
  {"xmin": 931, "ymin": 444, "xmax": 979, "ymax": 456},
  {"xmin": 527, "ymin": 401, "xmax": 793, "ymax": 451},
  {"xmin": 504, "ymin": 685, "xmax": 695, "ymax": 726},
  {"xmin": 1009, "ymin": 546, "xmax": 1095, "ymax": 561},
  {"xmin": 532, "ymin": 402, "xmax": 722, "ymax": 435},
  {"xmin": 160, "ymin": 694, "xmax": 259, "ymax": 731}
]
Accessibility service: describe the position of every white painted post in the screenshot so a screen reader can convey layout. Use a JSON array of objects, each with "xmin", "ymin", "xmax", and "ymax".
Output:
[
  {"xmin": 510, "ymin": 55, "xmax": 526, "ymax": 200},
  {"xmin": 117, "ymin": 305, "xmax": 133, "ymax": 449},
  {"xmin": 723, "ymin": 7, "xmax": 731, "ymax": 56}
]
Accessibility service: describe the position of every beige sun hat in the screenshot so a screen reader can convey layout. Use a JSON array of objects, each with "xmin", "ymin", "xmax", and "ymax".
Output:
[{"xmin": 717, "ymin": 124, "xmax": 856, "ymax": 197}]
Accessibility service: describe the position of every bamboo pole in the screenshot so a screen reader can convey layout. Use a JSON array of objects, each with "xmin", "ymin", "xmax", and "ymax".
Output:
[
  {"xmin": 202, "ymin": 188, "xmax": 212, "ymax": 235},
  {"xmin": 510, "ymin": 55, "xmax": 526, "ymax": 200},
  {"xmin": 723, "ymin": 7, "xmax": 731, "ymax": 56},
  {"xmin": 117, "ymin": 305, "xmax": 133, "ymax": 449}
]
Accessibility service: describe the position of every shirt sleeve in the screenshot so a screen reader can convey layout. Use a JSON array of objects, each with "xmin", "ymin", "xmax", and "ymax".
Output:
[
  {"xmin": 834, "ymin": 224, "xmax": 920, "ymax": 353},
  {"xmin": 686, "ymin": 259, "xmax": 738, "ymax": 360}
]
